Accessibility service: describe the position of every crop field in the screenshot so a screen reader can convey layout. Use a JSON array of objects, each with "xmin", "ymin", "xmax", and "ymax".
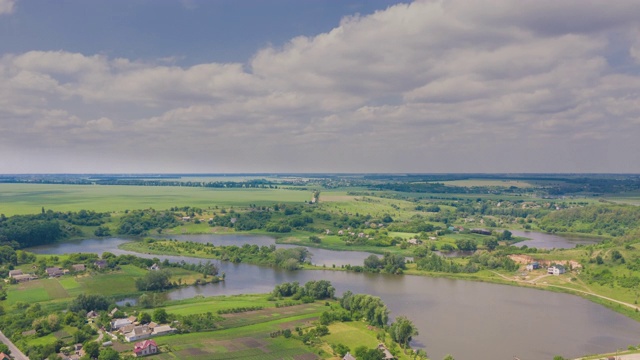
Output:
[
  {"xmin": 163, "ymin": 294, "xmax": 276, "ymax": 316},
  {"xmin": 153, "ymin": 303, "xmax": 326, "ymax": 360},
  {"xmin": 5, "ymin": 265, "xmax": 150, "ymax": 305},
  {"xmin": 0, "ymin": 183, "xmax": 311, "ymax": 215}
]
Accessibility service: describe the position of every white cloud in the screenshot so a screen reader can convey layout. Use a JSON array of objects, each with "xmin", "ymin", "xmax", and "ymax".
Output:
[
  {"xmin": 0, "ymin": 0, "xmax": 15, "ymax": 15},
  {"xmin": 1, "ymin": 0, "xmax": 640, "ymax": 172}
]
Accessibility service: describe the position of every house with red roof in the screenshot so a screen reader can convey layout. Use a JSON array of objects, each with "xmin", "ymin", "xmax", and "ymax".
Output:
[{"xmin": 134, "ymin": 339, "xmax": 158, "ymax": 357}]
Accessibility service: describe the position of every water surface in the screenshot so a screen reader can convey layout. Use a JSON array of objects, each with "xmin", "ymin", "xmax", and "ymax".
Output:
[
  {"xmin": 511, "ymin": 230, "xmax": 601, "ymax": 249},
  {"xmin": 29, "ymin": 235, "xmax": 640, "ymax": 360}
]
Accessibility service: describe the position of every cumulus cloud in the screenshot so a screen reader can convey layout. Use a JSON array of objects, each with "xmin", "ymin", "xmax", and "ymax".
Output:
[
  {"xmin": 0, "ymin": 0, "xmax": 15, "ymax": 15},
  {"xmin": 1, "ymin": 0, "xmax": 640, "ymax": 172}
]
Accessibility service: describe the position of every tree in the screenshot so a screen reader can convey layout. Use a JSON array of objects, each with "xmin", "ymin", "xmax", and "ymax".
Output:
[
  {"xmin": 98, "ymin": 348, "xmax": 120, "ymax": 360},
  {"xmin": 484, "ymin": 238, "xmax": 499, "ymax": 251},
  {"xmin": 83, "ymin": 341, "xmax": 100, "ymax": 359},
  {"xmin": 443, "ymin": 355, "xmax": 455, "ymax": 360},
  {"xmin": 332, "ymin": 343, "xmax": 350, "ymax": 357},
  {"xmin": 153, "ymin": 308, "xmax": 168, "ymax": 323},
  {"xmin": 0, "ymin": 343, "xmax": 10, "ymax": 355},
  {"xmin": 364, "ymin": 255, "xmax": 383, "ymax": 270},
  {"xmin": 390, "ymin": 316, "xmax": 419, "ymax": 352},
  {"xmin": 137, "ymin": 312, "xmax": 151, "ymax": 324},
  {"xmin": 135, "ymin": 270, "xmax": 172, "ymax": 291}
]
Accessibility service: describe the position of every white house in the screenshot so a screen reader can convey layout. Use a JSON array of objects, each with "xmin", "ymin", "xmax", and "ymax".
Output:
[{"xmin": 547, "ymin": 265, "xmax": 566, "ymax": 275}]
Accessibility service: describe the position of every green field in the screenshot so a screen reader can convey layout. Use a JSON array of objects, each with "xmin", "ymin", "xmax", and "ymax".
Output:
[{"xmin": 0, "ymin": 183, "xmax": 311, "ymax": 215}]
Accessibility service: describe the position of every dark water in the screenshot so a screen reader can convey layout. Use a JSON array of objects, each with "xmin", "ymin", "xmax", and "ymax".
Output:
[
  {"xmin": 29, "ymin": 236, "xmax": 640, "ymax": 360},
  {"xmin": 511, "ymin": 230, "xmax": 601, "ymax": 249}
]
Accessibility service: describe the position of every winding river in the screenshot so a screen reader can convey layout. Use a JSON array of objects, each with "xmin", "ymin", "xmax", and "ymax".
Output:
[{"xmin": 29, "ymin": 235, "xmax": 640, "ymax": 360}]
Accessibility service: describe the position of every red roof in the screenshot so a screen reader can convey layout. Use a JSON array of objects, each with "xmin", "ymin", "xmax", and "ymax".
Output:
[{"xmin": 134, "ymin": 339, "xmax": 157, "ymax": 352}]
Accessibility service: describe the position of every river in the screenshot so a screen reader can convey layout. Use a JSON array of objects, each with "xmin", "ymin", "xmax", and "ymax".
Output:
[{"xmin": 29, "ymin": 235, "xmax": 640, "ymax": 360}]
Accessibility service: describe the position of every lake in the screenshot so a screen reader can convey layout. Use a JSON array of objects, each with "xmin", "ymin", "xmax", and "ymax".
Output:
[
  {"xmin": 511, "ymin": 230, "xmax": 602, "ymax": 249},
  {"xmin": 29, "ymin": 235, "xmax": 640, "ymax": 360}
]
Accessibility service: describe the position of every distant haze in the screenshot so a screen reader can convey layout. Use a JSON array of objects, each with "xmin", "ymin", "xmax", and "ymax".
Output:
[{"xmin": 1, "ymin": 0, "xmax": 640, "ymax": 173}]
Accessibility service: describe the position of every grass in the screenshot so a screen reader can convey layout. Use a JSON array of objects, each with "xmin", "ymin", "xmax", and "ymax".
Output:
[
  {"xmin": 152, "ymin": 302, "xmax": 327, "ymax": 360},
  {"xmin": 0, "ymin": 184, "xmax": 311, "ymax": 216},
  {"xmin": 163, "ymin": 294, "xmax": 275, "ymax": 316},
  {"xmin": 6, "ymin": 281, "xmax": 51, "ymax": 305}
]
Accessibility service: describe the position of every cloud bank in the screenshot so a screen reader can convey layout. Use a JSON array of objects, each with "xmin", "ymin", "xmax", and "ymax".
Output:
[{"xmin": 1, "ymin": 0, "xmax": 640, "ymax": 173}]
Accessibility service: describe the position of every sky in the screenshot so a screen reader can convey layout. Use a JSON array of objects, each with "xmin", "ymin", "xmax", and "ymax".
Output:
[{"xmin": 1, "ymin": 0, "xmax": 639, "ymax": 174}]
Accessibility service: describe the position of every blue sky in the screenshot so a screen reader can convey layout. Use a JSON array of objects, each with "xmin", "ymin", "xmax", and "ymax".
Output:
[
  {"xmin": 1, "ymin": 0, "xmax": 639, "ymax": 173},
  {"xmin": 1, "ymin": 1, "xmax": 404, "ymax": 64}
]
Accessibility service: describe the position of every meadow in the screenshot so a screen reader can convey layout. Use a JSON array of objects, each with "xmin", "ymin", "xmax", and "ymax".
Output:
[{"xmin": 0, "ymin": 183, "xmax": 310, "ymax": 216}]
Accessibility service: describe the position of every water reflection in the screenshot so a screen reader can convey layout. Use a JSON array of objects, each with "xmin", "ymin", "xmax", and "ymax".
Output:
[{"xmin": 28, "ymin": 235, "xmax": 640, "ymax": 360}]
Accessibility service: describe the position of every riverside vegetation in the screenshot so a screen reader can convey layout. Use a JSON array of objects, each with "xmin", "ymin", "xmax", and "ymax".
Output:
[{"xmin": 2, "ymin": 173, "xmax": 640, "ymax": 358}]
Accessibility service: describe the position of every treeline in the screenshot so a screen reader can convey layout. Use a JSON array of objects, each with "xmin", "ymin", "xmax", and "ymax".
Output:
[
  {"xmin": 139, "ymin": 239, "xmax": 311, "ymax": 270},
  {"xmin": 0, "ymin": 210, "xmax": 112, "ymax": 248},
  {"xmin": 117, "ymin": 209, "xmax": 180, "ymax": 235},
  {"xmin": 414, "ymin": 248, "xmax": 518, "ymax": 274},
  {"xmin": 538, "ymin": 204, "xmax": 640, "ymax": 236}
]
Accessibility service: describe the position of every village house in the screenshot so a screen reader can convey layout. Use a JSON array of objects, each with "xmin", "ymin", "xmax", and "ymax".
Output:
[
  {"xmin": 86, "ymin": 310, "xmax": 98, "ymax": 319},
  {"xmin": 133, "ymin": 339, "xmax": 158, "ymax": 357},
  {"xmin": 8, "ymin": 269, "xmax": 23, "ymax": 277},
  {"xmin": 342, "ymin": 353, "xmax": 356, "ymax": 360},
  {"xmin": 11, "ymin": 273, "xmax": 38, "ymax": 282},
  {"xmin": 525, "ymin": 262, "xmax": 540, "ymax": 271},
  {"xmin": 72, "ymin": 264, "xmax": 86, "ymax": 272},
  {"xmin": 377, "ymin": 343, "xmax": 395, "ymax": 360},
  {"xmin": 0, "ymin": 352, "xmax": 11, "ymax": 360},
  {"xmin": 338, "ymin": 230, "xmax": 344, "ymax": 235},
  {"xmin": 46, "ymin": 267, "xmax": 65, "ymax": 277},
  {"xmin": 111, "ymin": 318, "xmax": 132, "ymax": 330},
  {"xmin": 149, "ymin": 263, "xmax": 160, "ymax": 271},
  {"xmin": 110, "ymin": 307, "xmax": 119, "ymax": 317},
  {"xmin": 407, "ymin": 238, "xmax": 419, "ymax": 245},
  {"xmin": 548, "ymin": 265, "xmax": 566, "ymax": 275},
  {"xmin": 94, "ymin": 260, "xmax": 108, "ymax": 269},
  {"xmin": 125, "ymin": 325, "xmax": 152, "ymax": 342},
  {"xmin": 152, "ymin": 324, "xmax": 175, "ymax": 337},
  {"xmin": 181, "ymin": 216, "xmax": 191, "ymax": 221}
]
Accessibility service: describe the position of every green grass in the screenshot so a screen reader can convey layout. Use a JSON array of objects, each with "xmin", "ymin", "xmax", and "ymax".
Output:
[
  {"xmin": 0, "ymin": 184, "xmax": 311, "ymax": 216},
  {"xmin": 42, "ymin": 278, "xmax": 70, "ymax": 299},
  {"xmin": 6, "ymin": 281, "xmax": 51, "ymax": 305},
  {"xmin": 153, "ymin": 303, "xmax": 326, "ymax": 360},
  {"xmin": 163, "ymin": 294, "xmax": 275, "ymax": 316}
]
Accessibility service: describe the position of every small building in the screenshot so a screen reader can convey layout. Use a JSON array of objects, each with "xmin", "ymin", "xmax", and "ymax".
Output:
[
  {"xmin": 407, "ymin": 238, "xmax": 419, "ymax": 245},
  {"xmin": 338, "ymin": 230, "xmax": 344, "ymax": 235},
  {"xmin": 12, "ymin": 273, "xmax": 37, "ymax": 282},
  {"xmin": 0, "ymin": 352, "xmax": 11, "ymax": 360},
  {"xmin": 110, "ymin": 307, "xmax": 119, "ymax": 317},
  {"xmin": 134, "ymin": 339, "xmax": 158, "ymax": 357},
  {"xmin": 95, "ymin": 260, "xmax": 108, "ymax": 269},
  {"xmin": 343, "ymin": 353, "xmax": 356, "ymax": 360},
  {"xmin": 152, "ymin": 324, "xmax": 175, "ymax": 337},
  {"xmin": 181, "ymin": 216, "xmax": 191, "ymax": 221},
  {"xmin": 72, "ymin": 264, "xmax": 86, "ymax": 272},
  {"xmin": 125, "ymin": 325, "xmax": 152, "ymax": 342},
  {"xmin": 525, "ymin": 262, "xmax": 540, "ymax": 271},
  {"xmin": 111, "ymin": 318, "xmax": 132, "ymax": 330},
  {"xmin": 46, "ymin": 267, "xmax": 65, "ymax": 277},
  {"xmin": 377, "ymin": 343, "xmax": 395, "ymax": 360},
  {"xmin": 8, "ymin": 269, "xmax": 23, "ymax": 277},
  {"xmin": 548, "ymin": 265, "xmax": 566, "ymax": 275},
  {"xmin": 86, "ymin": 310, "xmax": 98, "ymax": 319},
  {"xmin": 102, "ymin": 341, "xmax": 113, "ymax": 347},
  {"xmin": 149, "ymin": 263, "xmax": 160, "ymax": 271}
]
